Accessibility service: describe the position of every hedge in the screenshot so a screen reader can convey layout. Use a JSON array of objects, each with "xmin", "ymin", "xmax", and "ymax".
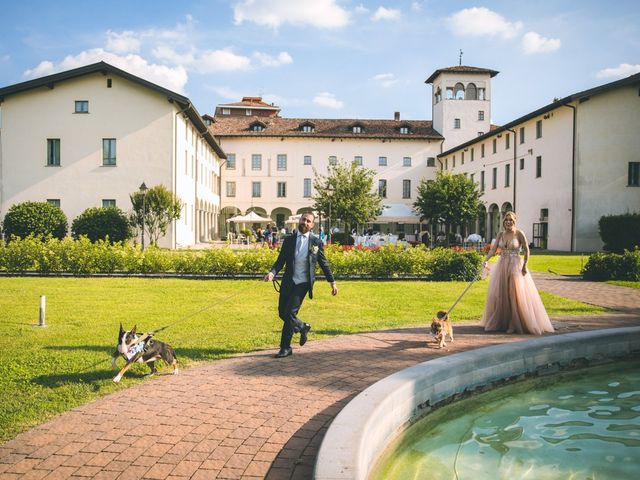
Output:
[
  {"xmin": 582, "ymin": 249, "xmax": 640, "ymax": 281},
  {"xmin": 0, "ymin": 237, "xmax": 483, "ymax": 280},
  {"xmin": 2, "ymin": 201, "xmax": 68, "ymax": 241},
  {"xmin": 71, "ymin": 207, "xmax": 132, "ymax": 243},
  {"xmin": 598, "ymin": 213, "xmax": 640, "ymax": 253}
]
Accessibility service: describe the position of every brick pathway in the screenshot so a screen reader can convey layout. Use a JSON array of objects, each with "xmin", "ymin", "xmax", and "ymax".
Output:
[{"xmin": 1, "ymin": 274, "xmax": 639, "ymax": 479}]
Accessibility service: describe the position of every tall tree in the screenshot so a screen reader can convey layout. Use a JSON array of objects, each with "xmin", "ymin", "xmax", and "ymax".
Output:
[
  {"xmin": 130, "ymin": 185, "xmax": 182, "ymax": 246},
  {"xmin": 414, "ymin": 171, "xmax": 483, "ymax": 245},
  {"xmin": 312, "ymin": 161, "xmax": 383, "ymax": 232}
]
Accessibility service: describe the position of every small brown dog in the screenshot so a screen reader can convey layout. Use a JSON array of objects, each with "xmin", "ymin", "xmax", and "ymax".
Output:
[{"xmin": 430, "ymin": 310, "xmax": 454, "ymax": 348}]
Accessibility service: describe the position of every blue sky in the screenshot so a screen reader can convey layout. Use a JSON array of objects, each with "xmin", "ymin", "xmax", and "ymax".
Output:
[{"xmin": 1, "ymin": 0, "xmax": 638, "ymax": 125}]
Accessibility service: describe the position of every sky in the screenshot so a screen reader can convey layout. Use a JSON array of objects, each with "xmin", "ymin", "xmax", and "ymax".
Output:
[{"xmin": 1, "ymin": 0, "xmax": 639, "ymax": 125}]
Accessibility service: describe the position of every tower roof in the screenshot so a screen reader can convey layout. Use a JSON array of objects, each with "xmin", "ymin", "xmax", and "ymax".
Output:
[{"xmin": 425, "ymin": 65, "xmax": 499, "ymax": 84}]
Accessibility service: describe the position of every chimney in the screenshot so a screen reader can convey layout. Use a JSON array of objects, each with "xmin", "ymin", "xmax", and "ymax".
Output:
[{"xmin": 394, "ymin": 111, "xmax": 400, "ymax": 121}]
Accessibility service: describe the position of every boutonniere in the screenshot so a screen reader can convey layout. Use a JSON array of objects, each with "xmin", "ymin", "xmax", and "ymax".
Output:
[{"xmin": 312, "ymin": 245, "xmax": 319, "ymax": 255}]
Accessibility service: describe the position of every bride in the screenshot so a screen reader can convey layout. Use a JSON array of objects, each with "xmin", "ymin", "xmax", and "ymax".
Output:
[{"xmin": 481, "ymin": 211, "xmax": 554, "ymax": 335}]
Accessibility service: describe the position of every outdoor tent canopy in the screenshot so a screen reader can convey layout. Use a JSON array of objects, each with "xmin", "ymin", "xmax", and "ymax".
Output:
[{"xmin": 374, "ymin": 203, "xmax": 421, "ymax": 223}]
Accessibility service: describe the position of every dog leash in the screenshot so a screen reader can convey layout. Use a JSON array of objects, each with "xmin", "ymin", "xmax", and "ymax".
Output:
[{"xmin": 444, "ymin": 265, "xmax": 489, "ymax": 316}]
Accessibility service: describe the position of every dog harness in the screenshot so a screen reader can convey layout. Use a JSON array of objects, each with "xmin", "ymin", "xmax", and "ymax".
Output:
[{"xmin": 124, "ymin": 341, "xmax": 146, "ymax": 361}]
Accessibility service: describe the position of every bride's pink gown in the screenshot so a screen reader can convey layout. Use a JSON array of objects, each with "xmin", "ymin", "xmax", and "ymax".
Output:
[{"xmin": 481, "ymin": 236, "xmax": 554, "ymax": 335}]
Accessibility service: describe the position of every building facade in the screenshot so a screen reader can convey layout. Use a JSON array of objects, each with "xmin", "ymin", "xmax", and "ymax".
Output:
[{"xmin": 0, "ymin": 62, "xmax": 226, "ymax": 248}]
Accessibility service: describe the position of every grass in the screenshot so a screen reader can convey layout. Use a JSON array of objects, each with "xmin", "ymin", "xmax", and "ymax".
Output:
[
  {"xmin": 526, "ymin": 251, "xmax": 590, "ymax": 275},
  {"xmin": 608, "ymin": 281, "xmax": 640, "ymax": 289},
  {"xmin": 0, "ymin": 276, "xmax": 606, "ymax": 442}
]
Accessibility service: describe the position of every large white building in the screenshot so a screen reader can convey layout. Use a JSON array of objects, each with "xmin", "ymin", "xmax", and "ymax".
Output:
[{"xmin": 0, "ymin": 62, "xmax": 226, "ymax": 248}]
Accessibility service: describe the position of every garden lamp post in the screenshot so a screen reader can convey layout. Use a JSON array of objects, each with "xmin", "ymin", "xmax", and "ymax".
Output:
[
  {"xmin": 327, "ymin": 186, "xmax": 334, "ymax": 244},
  {"xmin": 139, "ymin": 182, "xmax": 148, "ymax": 251}
]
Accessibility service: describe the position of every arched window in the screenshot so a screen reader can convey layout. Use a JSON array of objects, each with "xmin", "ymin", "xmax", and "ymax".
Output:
[
  {"xmin": 454, "ymin": 83, "xmax": 465, "ymax": 100},
  {"xmin": 466, "ymin": 83, "xmax": 477, "ymax": 100},
  {"xmin": 435, "ymin": 87, "xmax": 442, "ymax": 103},
  {"xmin": 249, "ymin": 121, "xmax": 265, "ymax": 132}
]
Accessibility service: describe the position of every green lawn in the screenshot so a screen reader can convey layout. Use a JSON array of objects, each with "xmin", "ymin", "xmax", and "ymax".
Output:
[
  {"xmin": 0, "ymin": 277, "xmax": 605, "ymax": 442},
  {"xmin": 526, "ymin": 252, "xmax": 590, "ymax": 275},
  {"xmin": 608, "ymin": 281, "xmax": 640, "ymax": 289}
]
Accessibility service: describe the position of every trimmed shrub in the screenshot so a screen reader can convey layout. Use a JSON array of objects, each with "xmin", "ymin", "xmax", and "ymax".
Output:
[
  {"xmin": 71, "ymin": 207, "xmax": 131, "ymax": 243},
  {"xmin": 426, "ymin": 248, "xmax": 483, "ymax": 281},
  {"xmin": 599, "ymin": 213, "xmax": 640, "ymax": 253},
  {"xmin": 582, "ymin": 249, "xmax": 640, "ymax": 281},
  {"xmin": 2, "ymin": 201, "xmax": 68, "ymax": 241},
  {"xmin": 330, "ymin": 232, "xmax": 355, "ymax": 245}
]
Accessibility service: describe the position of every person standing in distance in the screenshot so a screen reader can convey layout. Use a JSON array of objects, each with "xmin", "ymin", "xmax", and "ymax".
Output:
[{"xmin": 264, "ymin": 212, "xmax": 338, "ymax": 358}]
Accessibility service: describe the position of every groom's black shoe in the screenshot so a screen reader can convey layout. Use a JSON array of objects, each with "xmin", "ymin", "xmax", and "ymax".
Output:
[
  {"xmin": 299, "ymin": 323, "xmax": 311, "ymax": 346},
  {"xmin": 275, "ymin": 347, "xmax": 293, "ymax": 358}
]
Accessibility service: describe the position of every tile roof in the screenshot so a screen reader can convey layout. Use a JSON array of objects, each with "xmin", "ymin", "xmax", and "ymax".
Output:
[
  {"xmin": 425, "ymin": 65, "xmax": 500, "ymax": 84},
  {"xmin": 210, "ymin": 116, "xmax": 443, "ymax": 140},
  {"xmin": 217, "ymin": 96, "xmax": 279, "ymax": 109}
]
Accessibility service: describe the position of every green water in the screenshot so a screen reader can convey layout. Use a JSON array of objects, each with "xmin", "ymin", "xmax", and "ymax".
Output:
[{"xmin": 371, "ymin": 360, "xmax": 640, "ymax": 479}]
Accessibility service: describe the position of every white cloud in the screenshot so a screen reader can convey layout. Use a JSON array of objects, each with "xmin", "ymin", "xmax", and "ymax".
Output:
[
  {"xmin": 209, "ymin": 85, "xmax": 245, "ymax": 100},
  {"xmin": 411, "ymin": 2, "xmax": 422, "ymax": 12},
  {"xmin": 372, "ymin": 6, "xmax": 401, "ymax": 22},
  {"xmin": 105, "ymin": 30, "xmax": 141, "ymax": 54},
  {"xmin": 23, "ymin": 49, "xmax": 188, "ymax": 93},
  {"xmin": 313, "ymin": 92, "xmax": 343, "ymax": 109},
  {"xmin": 233, "ymin": 0, "xmax": 349, "ymax": 29},
  {"xmin": 253, "ymin": 51, "xmax": 293, "ymax": 67},
  {"xmin": 197, "ymin": 49, "xmax": 252, "ymax": 73},
  {"xmin": 522, "ymin": 31, "xmax": 561, "ymax": 54},
  {"xmin": 354, "ymin": 4, "xmax": 369, "ymax": 14},
  {"xmin": 372, "ymin": 73, "xmax": 398, "ymax": 88},
  {"xmin": 596, "ymin": 63, "xmax": 640, "ymax": 78},
  {"xmin": 448, "ymin": 7, "xmax": 523, "ymax": 39}
]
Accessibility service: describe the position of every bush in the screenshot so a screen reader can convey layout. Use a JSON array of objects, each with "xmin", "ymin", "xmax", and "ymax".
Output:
[
  {"xmin": 426, "ymin": 248, "xmax": 483, "ymax": 281},
  {"xmin": 71, "ymin": 207, "xmax": 131, "ymax": 243},
  {"xmin": 2, "ymin": 201, "xmax": 68, "ymax": 241},
  {"xmin": 582, "ymin": 249, "xmax": 640, "ymax": 281},
  {"xmin": 330, "ymin": 232, "xmax": 354, "ymax": 245},
  {"xmin": 599, "ymin": 213, "xmax": 640, "ymax": 253}
]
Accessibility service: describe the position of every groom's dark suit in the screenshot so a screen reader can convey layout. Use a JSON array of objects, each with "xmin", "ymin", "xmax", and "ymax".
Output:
[{"xmin": 269, "ymin": 231, "xmax": 335, "ymax": 350}]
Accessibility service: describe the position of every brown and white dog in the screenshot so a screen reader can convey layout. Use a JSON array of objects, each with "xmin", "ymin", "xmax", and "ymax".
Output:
[
  {"xmin": 111, "ymin": 324, "xmax": 178, "ymax": 382},
  {"xmin": 430, "ymin": 310, "xmax": 454, "ymax": 349}
]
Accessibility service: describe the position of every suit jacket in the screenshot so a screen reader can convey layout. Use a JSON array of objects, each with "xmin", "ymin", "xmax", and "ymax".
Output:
[{"xmin": 270, "ymin": 232, "xmax": 335, "ymax": 299}]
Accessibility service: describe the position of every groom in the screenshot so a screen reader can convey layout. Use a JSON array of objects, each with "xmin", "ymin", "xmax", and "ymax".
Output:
[{"xmin": 264, "ymin": 212, "xmax": 338, "ymax": 358}]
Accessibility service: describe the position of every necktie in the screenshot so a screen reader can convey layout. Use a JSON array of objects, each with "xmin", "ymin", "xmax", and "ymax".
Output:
[{"xmin": 296, "ymin": 234, "xmax": 303, "ymax": 255}]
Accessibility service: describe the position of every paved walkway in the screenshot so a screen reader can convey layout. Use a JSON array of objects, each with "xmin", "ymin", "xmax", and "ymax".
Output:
[{"xmin": 1, "ymin": 274, "xmax": 639, "ymax": 480}]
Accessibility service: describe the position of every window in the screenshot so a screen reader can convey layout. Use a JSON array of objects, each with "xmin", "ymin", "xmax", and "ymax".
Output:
[
  {"xmin": 378, "ymin": 179, "xmax": 387, "ymax": 198},
  {"xmin": 454, "ymin": 118, "xmax": 461, "ymax": 129},
  {"xmin": 470, "ymin": 173, "xmax": 475, "ymax": 183},
  {"xmin": 352, "ymin": 125, "xmax": 363, "ymax": 133},
  {"xmin": 480, "ymin": 171, "xmax": 485, "ymax": 192},
  {"xmin": 471, "ymin": 148, "xmax": 475, "ymax": 162},
  {"xmin": 354, "ymin": 156, "xmax": 363, "ymax": 166},
  {"xmin": 492, "ymin": 139, "xmax": 497, "ymax": 154},
  {"xmin": 492, "ymin": 167, "xmax": 497, "ymax": 189},
  {"xmin": 481, "ymin": 144, "xmax": 485, "ymax": 158},
  {"xmin": 628, "ymin": 162, "xmax": 640, "ymax": 186},
  {"xmin": 446, "ymin": 87, "xmax": 454, "ymax": 99},
  {"xmin": 302, "ymin": 124, "xmax": 314, "ymax": 133},
  {"xmin": 427, "ymin": 157, "xmax": 436, "ymax": 167},
  {"xmin": 304, "ymin": 155, "xmax": 312, "ymax": 165},
  {"xmin": 277, "ymin": 154, "xmax": 287, "ymax": 171},
  {"xmin": 252, "ymin": 181, "xmax": 261, "ymax": 197},
  {"xmin": 520, "ymin": 157, "xmax": 525, "ymax": 170},
  {"xmin": 399, "ymin": 126, "xmax": 410, "ymax": 134},
  {"xmin": 466, "ymin": 83, "xmax": 477, "ymax": 100},
  {"xmin": 303, "ymin": 178, "xmax": 312, "ymax": 197},
  {"xmin": 251, "ymin": 154, "xmax": 262, "ymax": 170},
  {"xmin": 540, "ymin": 208, "xmax": 549, "ymax": 221},
  {"xmin": 505, "ymin": 164, "xmax": 511, "ymax": 187},
  {"xmin": 478, "ymin": 88, "xmax": 486, "ymax": 100},
  {"xmin": 75, "ymin": 100, "xmax": 88, "ymax": 113},
  {"xmin": 536, "ymin": 120, "xmax": 543, "ymax": 139},
  {"xmin": 402, "ymin": 179, "xmax": 411, "ymax": 199},
  {"xmin": 222, "ymin": 108, "xmax": 231, "ymax": 115},
  {"xmin": 519, "ymin": 127, "xmax": 525, "ymax": 144},
  {"xmin": 47, "ymin": 138, "xmax": 60, "ymax": 166},
  {"xmin": 403, "ymin": 156, "xmax": 412, "ymax": 167},
  {"xmin": 226, "ymin": 153, "xmax": 236, "ymax": 169},
  {"xmin": 277, "ymin": 182, "xmax": 287, "ymax": 197},
  {"xmin": 452, "ymin": 156, "xmax": 456, "ymax": 168},
  {"xmin": 250, "ymin": 123, "xmax": 263, "ymax": 132},
  {"xmin": 435, "ymin": 88, "xmax": 442, "ymax": 103},
  {"xmin": 47, "ymin": 199, "xmax": 60, "ymax": 207},
  {"xmin": 461, "ymin": 152, "xmax": 465, "ymax": 165},
  {"xmin": 102, "ymin": 138, "xmax": 116, "ymax": 166},
  {"xmin": 245, "ymin": 109, "xmax": 252, "ymax": 116},
  {"xmin": 226, "ymin": 181, "xmax": 236, "ymax": 197},
  {"xmin": 454, "ymin": 83, "xmax": 465, "ymax": 100},
  {"xmin": 505, "ymin": 133, "xmax": 510, "ymax": 150},
  {"xmin": 536, "ymin": 156, "xmax": 542, "ymax": 178},
  {"xmin": 478, "ymin": 110, "xmax": 484, "ymax": 121},
  {"xmin": 107, "ymin": 78, "xmax": 112, "ymax": 88},
  {"xmin": 378, "ymin": 156, "xmax": 387, "ymax": 166},
  {"xmin": 445, "ymin": 159, "xmax": 448, "ymax": 170},
  {"xmin": 102, "ymin": 199, "xmax": 116, "ymax": 208},
  {"xmin": 477, "ymin": 132, "xmax": 484, "ymax": 136}
]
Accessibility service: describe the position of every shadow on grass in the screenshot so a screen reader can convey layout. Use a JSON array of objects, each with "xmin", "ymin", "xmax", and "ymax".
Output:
[{"xmin": 43, "ymin": 344, "xmax": 240, "ymax": 361}]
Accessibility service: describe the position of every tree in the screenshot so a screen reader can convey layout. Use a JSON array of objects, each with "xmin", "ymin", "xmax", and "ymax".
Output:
[
  {"xmin": 71, "ymin": 207, "xmax": 132, "ymax": 243},
  {"xmin": 130, "ymin": 185, "xmax": 182, "ymax": 246},
  {"xmin": 312, "ymin": 161, "xmax": 383, "ymax": 235},
  {"xmin": 2, "ymin": 201, "xmax": 68, "ymax": 241},
  {"xmin": 414, "ymin": 171, "xmax": 483, "ymax": 245}
]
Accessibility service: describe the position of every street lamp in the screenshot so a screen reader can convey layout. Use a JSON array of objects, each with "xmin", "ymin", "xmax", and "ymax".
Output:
[{"xmin": 139, "ymin": 182, "xmax": 148, "ymax": 251}]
